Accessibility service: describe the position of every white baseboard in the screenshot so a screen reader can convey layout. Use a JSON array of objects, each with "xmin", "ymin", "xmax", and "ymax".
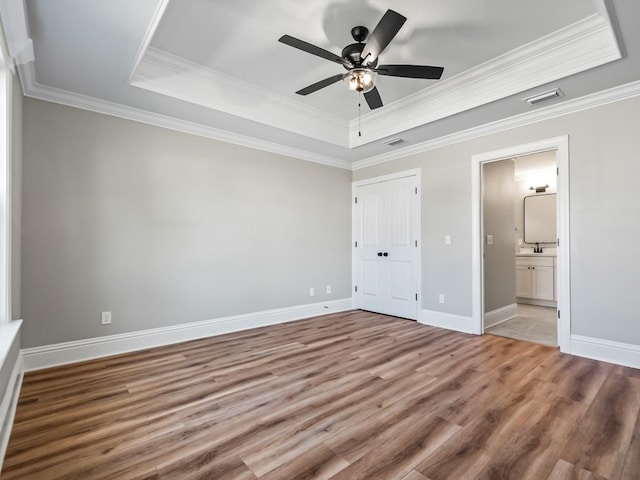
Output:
[
  {"xmin": 516, "ymin": 297, "xmax": 557, "ymax": 308},
  {"xmin": 419, "ymin": 309, "xmax": 475, "ymax": 334},
  {"xmin": 484, "ymin": 303, "xmax": 518, "ymax": 328},
  {"xmin": 0, "ymin": 353, "xmax": 23, "ymax": 473},
  {"xmin": 570, "ymin": 335, "xmax": 640, "ymax": 369},
  {"xmin": 22, "ymin": 298, "xmax": 353, "ymax": 372}
]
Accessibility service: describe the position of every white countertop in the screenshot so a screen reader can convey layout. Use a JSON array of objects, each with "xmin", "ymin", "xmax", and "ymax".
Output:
[{"xmin": 516, "ymin": 252, "xmax": 557, "ymax": 257}]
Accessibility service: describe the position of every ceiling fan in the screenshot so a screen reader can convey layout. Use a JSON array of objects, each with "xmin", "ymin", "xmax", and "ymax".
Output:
[{"xmin": 278, "ymin": 9, "xmax": 444, "ymax": 110}]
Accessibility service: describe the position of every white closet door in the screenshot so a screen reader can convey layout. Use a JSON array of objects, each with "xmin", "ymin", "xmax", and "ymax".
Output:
[
  {"xmin": 355, "ymin": 186, "xmax": 385, "ymax": 313},
  {"xmin": 353, "ymin": 175, "xmax": 419, "ymax": 319}
]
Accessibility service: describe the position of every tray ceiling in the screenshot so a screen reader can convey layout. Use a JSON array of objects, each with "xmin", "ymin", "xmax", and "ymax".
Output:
[{"xmin": 1, "ymin": 0, "xmax": 638, "ymax": 168}]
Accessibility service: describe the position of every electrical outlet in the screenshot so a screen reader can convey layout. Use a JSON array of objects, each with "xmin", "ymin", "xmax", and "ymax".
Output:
[
  {"xmin": 326, "ymin": 285, "xmax": 332, "ymax": 294},
  {"xmin": 309, "ymin": 287, "xmax": 315, "ymax": 297},
  {"xmin": 101, "ymin": 311, "xmax": 112, "ymax": 325},
  {"xmin": 438, "ymin": 294, "xmax": 445, "ymax": 304}
]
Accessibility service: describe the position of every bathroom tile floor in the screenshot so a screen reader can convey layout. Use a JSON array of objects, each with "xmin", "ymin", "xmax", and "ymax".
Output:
[{"xmin": 486, "ymin": 304, "xmax": 557, "ymax": 347}]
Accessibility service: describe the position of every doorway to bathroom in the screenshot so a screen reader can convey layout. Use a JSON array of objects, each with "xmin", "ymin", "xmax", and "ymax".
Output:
[
  {"xmin": 471, "ymin": 136, "xmax": 571, "ymax": 353},
  {"xmin": 483, "ymin": 151, "xmax": 557, "ymax": 345}
]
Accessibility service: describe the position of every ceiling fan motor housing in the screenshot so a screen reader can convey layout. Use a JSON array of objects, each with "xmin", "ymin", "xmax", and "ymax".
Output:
[
  {"xmin": 342, "ymin": 42, "xmax": 377, "ymax": 68},
  {"xmin": 351, "ymin": 26, "xmax": 368, "ymax": 42}
]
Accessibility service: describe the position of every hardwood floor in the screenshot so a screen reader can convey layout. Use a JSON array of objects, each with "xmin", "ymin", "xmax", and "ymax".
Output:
[{"xmin": 2, "ymin": 310, "xmax": 639, "ymax": 480}]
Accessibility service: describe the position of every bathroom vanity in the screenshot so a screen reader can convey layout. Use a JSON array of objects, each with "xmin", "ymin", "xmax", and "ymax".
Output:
[{"xmin": 516, "ymin": 253, "xmax": 556, "ymax": 307}]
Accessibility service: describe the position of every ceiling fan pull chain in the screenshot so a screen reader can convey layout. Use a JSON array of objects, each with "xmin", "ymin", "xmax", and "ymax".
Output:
[{"xmin": 358, "ymin": 92, "xmax": 362, "ymax": 137}]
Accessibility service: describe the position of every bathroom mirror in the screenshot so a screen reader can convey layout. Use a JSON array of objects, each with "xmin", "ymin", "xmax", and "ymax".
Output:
[{"xmin": 524, "ymin": 193, "xmax": 556, "ymax": 243}]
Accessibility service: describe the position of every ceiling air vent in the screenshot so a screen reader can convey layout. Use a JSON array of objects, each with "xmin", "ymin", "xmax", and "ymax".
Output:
[
  {"xmin": 523, "ymin": 88, "xmax": 564, "ymax": 106},
  {"xmin": 383, "ymin": 137, "xmax": 405, "ymax": 147}
]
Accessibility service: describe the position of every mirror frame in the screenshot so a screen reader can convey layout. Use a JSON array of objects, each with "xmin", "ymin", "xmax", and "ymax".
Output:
[{"xmin": 523, "ymin": 193, "xmax": 556, "ymax": 244}]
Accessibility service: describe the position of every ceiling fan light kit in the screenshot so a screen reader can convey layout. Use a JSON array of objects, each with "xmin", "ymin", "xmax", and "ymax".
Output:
[
  {"xmin": 344, "ymin": 68, "xmax": 377, "ymax": 93},
  {"xmin": 278, "ymin": 8, "xmax": 444, "ymax": 111}
]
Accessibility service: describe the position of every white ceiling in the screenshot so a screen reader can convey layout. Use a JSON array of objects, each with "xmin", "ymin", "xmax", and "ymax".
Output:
[
  {"xmin": 2, "ymin": 0, "xmax": 639, "ymax": 168},
  {"xmin": 151, "ymin": 0, "xmax": 594, "ymax": 118}
]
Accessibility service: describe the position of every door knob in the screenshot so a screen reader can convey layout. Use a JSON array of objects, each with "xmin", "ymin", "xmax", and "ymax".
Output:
[
  {"xmin": 377, "ymin": 252, "xmax": 383, "ymax": 256},
  {"xmin": 383, "ymin": 252, "xmax": 389, "ymax": 257}
]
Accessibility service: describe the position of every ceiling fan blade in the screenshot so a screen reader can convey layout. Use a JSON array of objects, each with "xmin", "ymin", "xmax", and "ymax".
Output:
[
  {"xmin": 361, "ymin": 9, "xmax": 406, "ymax": 65},
  {"xmin": 364, "ymin": 87, "xmax": 383, "ymax": 110},
  {"xmin": 279, "ymin": 35, "xmax": 351, "ymax": 67},
  {"xmin": 295, "ymin": 74, "xmax": 345, "ymax": 96},
  {"xmin": 377, "ymin": 64, "xmax": 444, "ymax": 79}
]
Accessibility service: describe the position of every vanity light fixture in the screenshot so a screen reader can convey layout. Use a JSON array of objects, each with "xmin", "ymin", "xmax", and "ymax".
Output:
[{"xmin": 530, "ymin": 184, "xmax": 549, "ymax": 193}]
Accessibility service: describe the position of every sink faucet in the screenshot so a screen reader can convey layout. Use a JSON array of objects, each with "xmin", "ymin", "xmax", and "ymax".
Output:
[{"xmin": 535, "ymin": 242, "xmax": 542, "ymax": 253}]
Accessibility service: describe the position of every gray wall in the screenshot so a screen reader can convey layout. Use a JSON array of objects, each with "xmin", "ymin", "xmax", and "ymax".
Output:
[
  {"xmin": 21, "ymin": 99, "xmax": 352, "ymax": 348},
  {"xmin": 354, "ymin": 95, "xmax": 640, "ymax": 346},
  {"xmin": 482, "ymin": 160, "xmax": 516, "ymax": 313}
]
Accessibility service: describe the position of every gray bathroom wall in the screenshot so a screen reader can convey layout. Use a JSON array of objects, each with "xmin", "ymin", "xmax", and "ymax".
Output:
[
  {"xmin": 353, "ymin": 95, "xmax": 640, "ymax": 346},
  {"xmin": 482, "ymin": 159, "xmax": 516, "ymax": 314},
  {"xmin": 21, "ymin": 99, "xmax": 352, "ymax": 348}
]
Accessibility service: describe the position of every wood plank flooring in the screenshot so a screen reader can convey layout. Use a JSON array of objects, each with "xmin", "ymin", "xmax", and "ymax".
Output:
[{"xmin": 2, "ymin": 310, "xmax": 639, "ymax": 480}]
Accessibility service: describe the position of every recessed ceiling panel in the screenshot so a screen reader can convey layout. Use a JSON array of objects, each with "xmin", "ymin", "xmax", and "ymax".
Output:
[
  {"xmin": 151, "ymin": 0, "xmax": 597, "ymax": 119},
  {"xmin": 6, "ymin": 0, "xmax": 638, "ymax": 165}
]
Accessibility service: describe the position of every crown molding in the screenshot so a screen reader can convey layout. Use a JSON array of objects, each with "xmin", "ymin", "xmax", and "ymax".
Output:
[
  {"xmin": 128, "ymin": 0, "xmax": 171, "ymax": 84},
  {"xmin": 349, "ymin": 13, "xmax": 621, "ymax": 147},
  {"xmin": 2, "ymin": 0, "xmax": 350, "ymax": 169},
  {"xmin": 0, "ymin": 0, "xmax": 33, "ymax": 70},
  {"xmin": 352, "ymin": 79, "xmax": 640, "ymax": 170},
  {"xmin": 3, "ymin": 0, "xmax": 635, "ymax": 173},
  {"xmin": 18, "ymin": 67, "xmax": 351, "ymax": 170},
  {"xmin": 17, "ymin": 72, "xmax": 640, "ymax": 174},
  {"xmin": 130, "ymin": 47, "xmax": 349, "ymax": 148}
]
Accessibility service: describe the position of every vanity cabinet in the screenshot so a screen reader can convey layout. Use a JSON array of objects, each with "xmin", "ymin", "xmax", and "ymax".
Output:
[{"xmin": 516, "ymin": 256, "xmax": 556, "ymax": 303}]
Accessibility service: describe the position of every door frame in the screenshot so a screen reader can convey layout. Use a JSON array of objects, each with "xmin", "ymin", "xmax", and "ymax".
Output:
[
  {"xmin": 352, "ymin": 168, "xmax": 422, "ymax": 319},
  {"xmin": 471, "ymin": 136, "xmax": 571, "ymax": 352}
]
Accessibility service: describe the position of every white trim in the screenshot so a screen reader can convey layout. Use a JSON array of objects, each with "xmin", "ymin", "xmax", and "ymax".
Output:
[
  {"xmin": 571, "ymin": 335, "xmax": 640, "ymax": 369},
  {"xmin": 127, "ymin": 0, "xmax": 171, "ymax": 83},
  {"xmin": 0, "ymin": 0, "xmax": 33, "ymax": 68},
  {"xmin": 130, "ymin": 48, "xmax": 348, "ymax": 148},
  {"xmin": 20, "ymin": 78, "xmax": 352, "ymax": 170},
  {"xmin": 556, "ymin": 138, "xmax": 571, "ymax": 353},
  {"xmin": 0, "ymin": 320, "xmax": 20, "ymax": 368},
  {"xmin": 0, "ymin": 322, "xmax": 22, "ymax": 473},
  {"xmin": 471, "ymin": 136, "xmax": 571, "ymax": 350},
  {"xmin": 419, "ymin": 309, "xmax": 474, "ymax": 335},
  {"xmin": 516, "ymin": 298, "xmax": 557, "ymax": 308},
  {"xmin": 484, "ymin": 303, "xmax": 518, "ymax": 328},
  {"xmin": 13, "ymin": 51, "xmax": 640, "ymax": 174},
  {"xmin": 350, "ymin": 13, "xmax": 620, "ymax": 147},
  {"xmin": 352, "ymin": 80, "xmax": 640, "ymax": 170},
  {"xmin": 0, "ymin": 12, "xmax": 14, "ymax": 71},
  {"xmin": 21, "ymin": 299, "xmax": 353, "ymax": 372},
  {"xmin": 0, "ymin": 69, "xmax": 11, "ymax": 323},
  {"xmin": 4, "ymin": 0, "xmax": 633, "ymax": 170},
  {"xmin": 0, "ymin": 353, "xmax": 22, "ymax": 472},
  {"xmin": 352, "ymin": 168, "xmax": 421, "ymax": 187}
]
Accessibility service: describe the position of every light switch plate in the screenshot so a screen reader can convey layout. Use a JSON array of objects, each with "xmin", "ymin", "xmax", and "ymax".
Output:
[
  {"xmin": 487, "ymin": 235, "xmax": 494, "ymax": 245},
  {"xmin": 445, "ymin": 235, "xmax": 451, "ymax": 245}
]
